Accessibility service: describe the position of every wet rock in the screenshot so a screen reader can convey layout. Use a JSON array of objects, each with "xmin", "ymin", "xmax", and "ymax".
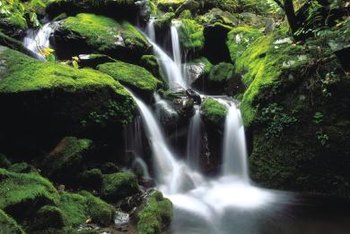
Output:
[{"xmin": 77, "ymin": 54, "xmax": 116, "ymax": 69}]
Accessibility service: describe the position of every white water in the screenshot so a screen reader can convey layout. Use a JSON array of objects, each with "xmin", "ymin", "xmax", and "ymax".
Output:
[
  {"xmin": 222, "ymin": 102, "xmax": 249, "ymax": 181},
  {"xmin": 171, "ymin": 21, "xmax": 182, "ymax": 72},
  {"xmin": 145, "ymin": 20, "xmax": 187, "ymax": 89},
  {"xmin": 23, "ymin": 23, "xmax": 55, "ymax": 61},
  {"xmin": 186, "ymin": 106, "xmax": 202, "ymax": 170}
]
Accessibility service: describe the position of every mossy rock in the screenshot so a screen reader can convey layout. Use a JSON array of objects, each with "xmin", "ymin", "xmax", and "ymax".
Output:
[
  {"xmin": 187, "ymin": 57, "xmax": 213, "ymax": 86},
  {"xmin": 78, "ymin": 168, "xmax": 104, "ymax": 191},
  {"xmin": 157, "ymin": 0, "xmax": 186, "ymax": 11},
  {"xmin": 102, "ymin": 172, "xmax": 139, "ymax": 202},
  {"xmin": 140, "ymin": 55, "xmax": 162, "ymax": 80},
  {"xmin": 198, "ymin": 8, "xmax": 238, "ymax": 27},
  {"xmin": 0, "ymin": 209, "xmax": 25, "ymax": 234},
  {"xmin": 137, "ymin": 190, "xmax": 173, "ymax": 234},
  {"xmin": 46, "ymin": 0, "xmax": 141, "ymax": 22},
  {"xmin": 201, "ymin": 98, "xmax": 227, "ymax": 128},
  {"xmin": 0, "ymin": 153, "xmax": 11, "ymax": 168},
  {"xmin": 43, "ymin": 137, "xmax": 92, "ymax": 185},
  {"xmin": 54, "ymin": 13, "xmax": 150, "ymax": 62},
  {"xmin": 97, "ymin": 61, "xmax": 161, "ymax": 98},
  {"xmin": 226, "ymin": 26, "xmax": 263, "ymax": 63},
  {"xmin": 153, "ymin": 12, "xmax": 175, "ymax": 33},
  {"xmin": 0, "ymin": 169, "xmax": 60, "ymax": 221},
  {"xmin": 58, "ymin": 191, "xmax": 115, "ymax": 227},
  {"xmin": 245, "ymin": 21, "xmax": 350, "ymax": 197},
  {"xmin": 0, "ymin": 46, "xmax": 135, "ymax": 157},
  {"xmin": 177, "ymin": 19, "xmax": 204, "ymax": 53},
  {"xmin": 31, "ymin": 205, "xmax": 67, "ymax": 231},
  {"xmin": 8, "ymin": 162, "xmax": 38, "ymax": 174}
]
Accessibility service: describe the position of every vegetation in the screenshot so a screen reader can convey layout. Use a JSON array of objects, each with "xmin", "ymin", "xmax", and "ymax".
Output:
[
  {"xmin": 102, "ymin": 172, "xmax": 139, "ymax": 201},
  {"xmin": 201, "ymin": 98, "xmax": 228, "ymax": 127}
]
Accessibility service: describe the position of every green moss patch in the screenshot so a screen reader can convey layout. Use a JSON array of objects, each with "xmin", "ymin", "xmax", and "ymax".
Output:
[
  {"xmin": 178, "ymin": 19, "xmax": 204, "ymax": 52},
  {"xmin": 0, "ymin": 169, "xmax": 60, "ymax": 218},
  {"xmin": 0, "ymin": 209, "xmax": 25, "ymax": 234},
  {"xmin": 226, "ymin": 26, "xmax": 262, "ymax": 63},
  {"xmin": 201, "ymin": 98, "xmax": 228, "ymax": 127},
  {"xmin": 102, "ymin": 172, "xmax": 139, "ymax": 201},
  {"xmin": 137, "ymin": 190, "xmax": 173, "ymax": 234},
  {"xmin": 97, "ymin": 61, "xmax": 161, "ymax": 94}
]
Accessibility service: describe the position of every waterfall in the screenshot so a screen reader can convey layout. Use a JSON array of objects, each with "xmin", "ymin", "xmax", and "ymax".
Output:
[
  {"xmin": 170, "ymin": 21, "xmax": 182, "ymax": 72},
  {"xmin": 145, "ymin": 20, "xmax": 187, "ymax": 89},
  {"xmin": 23, "ymin": 22, "xmax": 55, "ymax": 61},
  {"xmin": 222, "ymin": 103, "xmax": 249, "ymax": 181},
  {"xmin": 186, "ymin": 106, "xmax": 202, "ymax": 170}
]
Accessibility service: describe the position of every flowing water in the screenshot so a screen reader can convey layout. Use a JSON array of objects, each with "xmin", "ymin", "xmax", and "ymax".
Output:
[
  {"xmin": 186, "ymin": 106, "xmax": 202, "ymax": 170},
  {"xmin": 23, "ymin": 22, "xmax": 55, "ymax": 60}
]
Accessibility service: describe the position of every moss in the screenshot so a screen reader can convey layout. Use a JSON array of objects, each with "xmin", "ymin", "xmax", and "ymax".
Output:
[
  {"xmin": 140, "ymin": 55, "xmax": 161, "ymax": 79},
  {"xmin": 0, "ymin": 47, "xmax": 128, "ymax": 95},
  {"xmin": 32, "ymin": 205, "xmax": 67, "ymax": 230},
  {"xmin": 157, "ymin": 0, "xmax": 185, "ymax": 10},
  {"xmin": 177, "ymin": 19, "xmax": 204, "ymax": 52},
  {"xmin": 209, "ymin": 62, "xmax": 235, "ymax": 82},
  {"xmin": 226, "ymin": 26, "xmax": 262, "ymax": 63},
  {"xmin": 58, "ymin": 191, "xmax": 115, "ymax": 227},
  {"xmin": 43, "ymin": 137, "xmax": 92, "ymax": 183},
  {"xmin": 79, "ymin": 168, "xmax": 103, "ymax": 190},
  {"xmin": 154, "ymin": 12, "xmax": 175, "ymax": 30},
  {"xmin": 0, "ymin": 209, "xmax": 25, "ymax": 234},
  {"xmin": 0, "ymin": 154, "xmax": 11, "ymax": 168},
  {"xmin": 62, "ymin": 13, "xmax": 148, "ymax": 54},
  {"xmin": 188, "ymin": 57, "xmax": 213, "ymax": 76},
  {"xmin": 236, "ymin": 33, "xmax": 308, "ymax": 125},
  {"xmin": 102, "ymin": 172, "xmax": 139, "ymax": 201},
  {"xmin": 201, "ymin": 98, "xmax": 227, "ymax": 127},
  {"xmin": 0, "ymin": 169, "xmax": 59, "ymax": 216},
  {"xmin": 97, "ymin": 61, "xmax": 161, "ymax": 93},
  {"xmin": 8, "ymin": 162, "xmax": 38, "ymax": 174},
  {"xmin": 137, "ymin": 190, "xmax": 173, "ymax": 234}
]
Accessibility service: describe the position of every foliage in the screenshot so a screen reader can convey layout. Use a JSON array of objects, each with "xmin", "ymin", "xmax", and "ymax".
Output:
[
  {"xmin": 257, "ymin": 103, "xmax": 298, "ymax": 138},
  {"xmin": 0, "ymin": 0, "xmax": 50, "ymax": 29},
  {"xmin": 101, "ymin": 172, "xmax": 139, "ymax": 201},
  {"xmin": 137, "ymin": 190, "xmax": 173, "ymax": 234}
]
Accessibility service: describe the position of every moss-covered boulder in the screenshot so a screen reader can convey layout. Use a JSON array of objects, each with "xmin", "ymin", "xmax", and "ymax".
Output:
[
  {"xmin": 201, "ymin": 98, "xmax": 227, "ymax": 128},
  {"xmin": 78, "ymin": 168, "xmax": 104, "ymax": 191},
  {"xmin": 77, "ymin": 54, "xmax": 116, "ymax": 69},
  {"xmin": 0, "ymin": 46, "xmax": 135, "ymax": 157},
  {"xmin": 187, "ymin": 57, "xmax": 213, "ymax": 87},
  {"xmin": 32, "ymin": 205, "xmax": 67, "ymax": 230},
  {"xmin": 0, "ymin": 169, "xmax": 60, "ymax": 221},
  {"xmin": 137, "ymin": 190, "xmax": 173, "ymax": 234},
  {"xmin": 102, "ymin": 172, "xmax": 139, "ymax": 202},
  {"xmin": 59, "ymin": 191, "xmax": 116, "ymax": 227},
  {"xmin": 54, "ymin": 13, "xmax": 150, "ymax": 62},
  {"xmin": 226, "ymin": 26, "xmax": 263, "ymax": 63},
  {"xmin": 177, "ymin": 19, "xmax": 204, "ymax": 54},
  {"xmin": 0, "ymin": 209, "xmax": 25, "ymax": 234},
  {"xmin": 157, "ymin": 0, "xmax": 186, "ymax": 12},
  {"xmin": 140, "ymin": 55, "xmax": 162, "ymax": 79},
  {"xmin": 97, "ymin": 61, "xmax": 161, "ymax": 99},
  {"xmin": 46, "ymin": 0, "xmax": 142, "ymax": 23},
  {"xmin": 240, "ymin": 21, "xmax": 350, "ymax": 197},
  {"xmin": 8, "ymin": 162, "xmax": 38, "ymax": 174},
  {"xmin": 42, "ymin": 137, "xmax": 92, "ymax": 185}
]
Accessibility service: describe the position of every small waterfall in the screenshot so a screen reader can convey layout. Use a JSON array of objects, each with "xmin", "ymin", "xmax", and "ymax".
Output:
[
  {"xmin": 145, "ymin": 20, "xmax": 187, "ymax": 89},
  {"xmin": 186, "ymin": 106, "xmax": 202, "ymax": 170},
  {"xmin": 145, "ymin": 17, "xmax": 156, "ymax": 42},
  {"xmin": 23, "ymin": 23, "xmax": 55, "ymax": 61},
  {"xmin": 222, "ymin": 102, "xmax": 249, "ymax": 181},
  {"xmin": 132, "ymin": 157, "xmax": 151, "ymax": 179},
  {"xmin": 170, "ymin": 21, "xmax": 182, "ymax": 72}
]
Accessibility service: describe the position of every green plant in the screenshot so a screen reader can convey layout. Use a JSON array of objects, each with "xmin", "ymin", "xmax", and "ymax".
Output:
[
  {"xmin": 258, "ymin": 103, "xmax": 298, "ymax": 138},
  {"xmin": 316, "ymin": 130, "xmax": 329, "ymax": 146},
  {"xmin": 313, "ymin": 112, "xmax": 323, "ymax": 124}
]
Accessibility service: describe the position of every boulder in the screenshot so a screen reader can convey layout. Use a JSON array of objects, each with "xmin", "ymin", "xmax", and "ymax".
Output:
[
  {"xmin": 101, "ymin": 172, "xmax": 140, "ymax": 202},
  {"xmin": 0, "ymin": 46, "xmax": 135, "ymax": 157},
  {"xmin": 0, "ymin": 209, "xmax": 24, "ymax": 234},
  {"xmin": 97, "ymin": 60, "xmax": 162, "ymax": 100},
  {"xmin": 137, "ymin": 190, "xmax": 173, "ymax": 234},
  {"xmin": 54, "ymin": 13, "xmax": 150, "ymax": 62},
  {"xmin": 186, "ymin": 56, "xmax": 213, "ymax": 86},
  {"xmin": 201, "ymin": 97, "xmax": 227, "ymax": 129},
  {"xmin": 177, "ymin": 19, "xmax": 204, "ymax": 55},
  {"xmin": 140, "ymin": 55, "xmax": 162, "ymax": 80}
]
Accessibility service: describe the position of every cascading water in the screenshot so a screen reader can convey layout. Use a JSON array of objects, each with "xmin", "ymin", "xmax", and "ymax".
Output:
[
  {"xmin": 170, "ymin": 21, "xmax": 182, "ymax": 72},
  {"xmin": 145, "ymin": 19, "xmax": 187, "ymax": 89},
  {"xmin": 186, "ymin": 105, "xmax": 202, "ymax": 170},
  {"xmin": 222, "ymin": 102, "xmax": 249, "ymax": 181},
  {"xmin": 23, "ymin": 22, "xmax": 55, "ymax": 60}
]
